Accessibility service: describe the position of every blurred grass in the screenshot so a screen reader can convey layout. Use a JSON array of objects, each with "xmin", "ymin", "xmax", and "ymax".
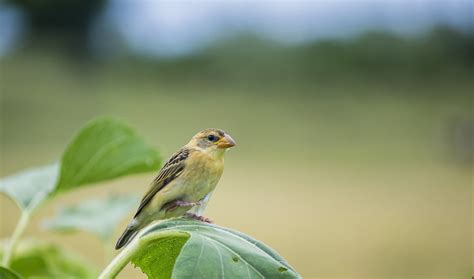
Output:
[{"xmin": 0, "ymin": 47, "xmax": 473, "ymax": 278}]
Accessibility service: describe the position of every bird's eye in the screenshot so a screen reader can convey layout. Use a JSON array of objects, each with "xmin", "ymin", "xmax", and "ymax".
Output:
[{"xmin": 207, "ymin": 134, "xmax": 218, "ymax": 142}]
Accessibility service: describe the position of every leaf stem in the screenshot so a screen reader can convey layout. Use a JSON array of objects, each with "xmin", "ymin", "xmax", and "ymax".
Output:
[
  {"xmin": 99, "ymin": 230, "xmax": 183, "ymax": 278},
  {"xmin": 98, "ymin": 237, "xmax": 140, "ymax": 279},
  {"xmin": 2, "ymin": 211, "xmax": 30, "ymax": 267}
]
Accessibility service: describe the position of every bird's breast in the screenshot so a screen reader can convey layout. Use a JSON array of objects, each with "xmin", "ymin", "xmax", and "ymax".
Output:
[{"xmin": 181, "ymin": 152, "xmax": 224, "ymax": 201}]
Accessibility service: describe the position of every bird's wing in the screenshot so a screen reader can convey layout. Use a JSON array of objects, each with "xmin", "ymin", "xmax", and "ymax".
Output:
[{"xmin": 134, "ymin": 148, "xmax": 190, "ymax": 217}]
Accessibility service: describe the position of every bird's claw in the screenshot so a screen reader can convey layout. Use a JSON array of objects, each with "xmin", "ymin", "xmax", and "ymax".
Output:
[{"xmin": 184, "ymin": 213, "xmax": 213, "ymax": 223}]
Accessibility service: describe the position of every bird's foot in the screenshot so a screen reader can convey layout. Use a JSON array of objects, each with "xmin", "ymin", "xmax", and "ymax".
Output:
[
  {"xmin": 163, "ymin": 200, "xmax": 204, "ymax": 212},
  {"xmin": 184, "ymin": 213, "xmax": 213, "ymax": 223}
]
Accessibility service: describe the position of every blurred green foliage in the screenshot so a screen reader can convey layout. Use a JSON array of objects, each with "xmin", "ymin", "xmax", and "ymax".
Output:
[
  {"xmin": 56, "ymin": 117, "xmax": 161, "ymax": 193},
  {"xmin": 2, "ymin": 26, "xmax": 472, "ymax": 96},
  {"xmin": 0, "ymin": 240, "xmax": 97, "ymax": 278},
  {"xmin": 6, "ymin": 0, "xmax": 106, "ymax": 51},
  {"xmin": 0, "ymin": 118, "xmax": 161, "ymax": 276},
  {"xmin": 101, "ymin": 27, "xmax": 473, "ymax": 91},
  {"xmin": 0, "ymin": 118, "xmax": 160, "ymax": 215},
  {"xmin": 0, "ymin": 267, "xmax": 22, "ymax": 279},
  {"xmin": 44, "ymin": 194, "xmax": 140, "ymax": 241}
]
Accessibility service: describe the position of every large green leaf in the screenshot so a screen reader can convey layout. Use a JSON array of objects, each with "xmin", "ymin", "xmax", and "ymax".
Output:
[
  {"xmin": 44, "ymin": 194, "xmax": 140, "ymax": 240},
  {"xmin": 56, "ymin": 117, "xmax": 161, "ymax": 193},
  {"xmin": 0, "ymin": 267, "xmax": 23, "ymax": 279},
  {"xmin": 0, "ymin": 163, "xmax": 59, "ymax": 212},
  {"xmin": 0, "ymin": 239, "xmax": 97, "ymax": 279},
  {"xmin": 0, "ymin": 117, "xmax": 161, "ymax": 214},
  {"xmin": 125, "ymin": 219, "xmax": 300, "ymax": 279}
]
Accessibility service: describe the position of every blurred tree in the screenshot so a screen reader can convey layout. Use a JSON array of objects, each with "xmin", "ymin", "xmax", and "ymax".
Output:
[
  {"xmin": 7, "ymin": 0, "xmax": 107, "ymax": 53},
  {"xmin": 423, "ymin": 26, "xmax": 474, "ymax": 69}
]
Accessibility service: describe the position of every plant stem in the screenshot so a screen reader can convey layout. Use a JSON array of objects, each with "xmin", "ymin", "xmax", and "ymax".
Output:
[
  {"xmin": 2, "ymin": 211, "xmax": 30, "ymax": 267},
  {"xmin": 99, "ymin": 230, "xmax": 182, "ymax": 278},
  {"xmin": 98, "ymin": 237, "xmax": 140, "ymax": 279}
]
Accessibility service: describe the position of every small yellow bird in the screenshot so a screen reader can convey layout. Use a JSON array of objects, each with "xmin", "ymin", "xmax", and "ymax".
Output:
[{"xmin": 115, "ymin": 128, "xmax": 236, "ymax": 249}]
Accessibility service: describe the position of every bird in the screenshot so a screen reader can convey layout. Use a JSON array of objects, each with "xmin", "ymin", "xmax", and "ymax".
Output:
[{"xmin": 115, "ymin": 128, "xmax": 236, "ymax": 249}]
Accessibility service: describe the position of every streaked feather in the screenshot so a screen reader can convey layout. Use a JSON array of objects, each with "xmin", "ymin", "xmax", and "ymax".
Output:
[{"xmin": 134, "ymin": 148, "xmax": 190, "ymax": 217}]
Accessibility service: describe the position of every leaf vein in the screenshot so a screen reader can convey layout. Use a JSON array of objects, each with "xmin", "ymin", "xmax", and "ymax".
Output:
[
  {"xmin": 158, "ymin": 224, "xmax": 286, "ymax": 270},
  {"xmin": 191, "ymin": 235, "xmax": 205, "ymax": 279},
  {"xmin": 67, "ymin": 135, "xmax": 130, "ymax": 185},
  {"xmin": 209, "ymin": 237, "xmax": 225, "ymax": 278},
  {"xmin": 200, "ymin": 235, "xmax": 264, "ymax": 279}
]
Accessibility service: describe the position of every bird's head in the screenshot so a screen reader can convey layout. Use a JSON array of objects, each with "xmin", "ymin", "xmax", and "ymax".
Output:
[{"xmin": 188, "ymin": 128, "xmax": 236, "ymax": 156}]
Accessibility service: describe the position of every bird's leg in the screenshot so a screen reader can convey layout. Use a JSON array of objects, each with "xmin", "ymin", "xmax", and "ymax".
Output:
[
  {"xmin": 163, "ymin": 199, "xmax": 204, "ymax": 212},
  {"xmin": 183, "ymin": 213, "xmax": 213, "ymax": 223}
]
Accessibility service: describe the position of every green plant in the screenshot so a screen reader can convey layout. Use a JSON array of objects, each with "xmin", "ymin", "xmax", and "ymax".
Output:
[
  {"xmin": 0, "ymin": 117, "xmax": 161, "ymax": 276},
  {"xmin": 0, "ymin": 239, "xmax": 98, "ymax": 278},
  {"xmin": 44, "ymin": 194, "xmax": 141, "ymax": 260},
  {"xmin": 100, "ymin": 219, "xmax": 300, "ymax": 279},
  {"xmin": 0, "ymin": 266, "xmax": 22, "ymax": 279},
  {"xmin": 1, "ymin": 117, "xmax": 300, "ymax": 278}
]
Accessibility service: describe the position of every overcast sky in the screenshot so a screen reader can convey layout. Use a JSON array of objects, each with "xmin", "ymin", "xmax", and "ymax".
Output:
[
  {"xmin": 104, "ymin": 0, "xmax": 472, "ymax": 56},
  {"xmin": 1, "ymin": 0, "xmax": 472, "ymax": 57}
]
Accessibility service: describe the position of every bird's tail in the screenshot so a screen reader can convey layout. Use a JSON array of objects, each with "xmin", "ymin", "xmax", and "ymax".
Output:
[{"xmin": 115, "ymin": 224, "xmax": 140, "ymax": 250}]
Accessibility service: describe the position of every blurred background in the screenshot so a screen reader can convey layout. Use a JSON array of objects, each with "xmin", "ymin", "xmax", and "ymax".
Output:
[{"xmin": 0, "ymin": 0, "xmax": 473, "ymax": 278}]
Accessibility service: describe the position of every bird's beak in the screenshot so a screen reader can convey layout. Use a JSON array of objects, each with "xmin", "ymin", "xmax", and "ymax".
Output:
[{"xmin": 217, "ymin": 134, "xmax": 237, "ymax": 149}]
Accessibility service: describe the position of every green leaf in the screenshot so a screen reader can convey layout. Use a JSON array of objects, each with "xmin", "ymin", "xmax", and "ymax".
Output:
[
  {"xmin": 0, "ymin": 267, "xmax": 23, "ymax": 279},
  {"xmin": 43, "ymin": 194, "xmax": 140, "ymax": 240},
  {"xmin": 131, "ymin": 219, "xmax": 300, "ymax": 279},
  {"xmin": 0, "ymin": 239, "xmax": 97, "ymax": 279},
  {"xmin": 0, "ymin": 118, "xmax": 160, "ymax": 213},
  {"xmin": 133, "ymin": 232, "xmax": 190, "ymax": 279},
  {"xmin": 0, "ymin": 163, "xmax": 59, "ymax": 212},
  {"xmin": 56, "ymin": 117, "xmax": 161, "ymax": 194}
]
